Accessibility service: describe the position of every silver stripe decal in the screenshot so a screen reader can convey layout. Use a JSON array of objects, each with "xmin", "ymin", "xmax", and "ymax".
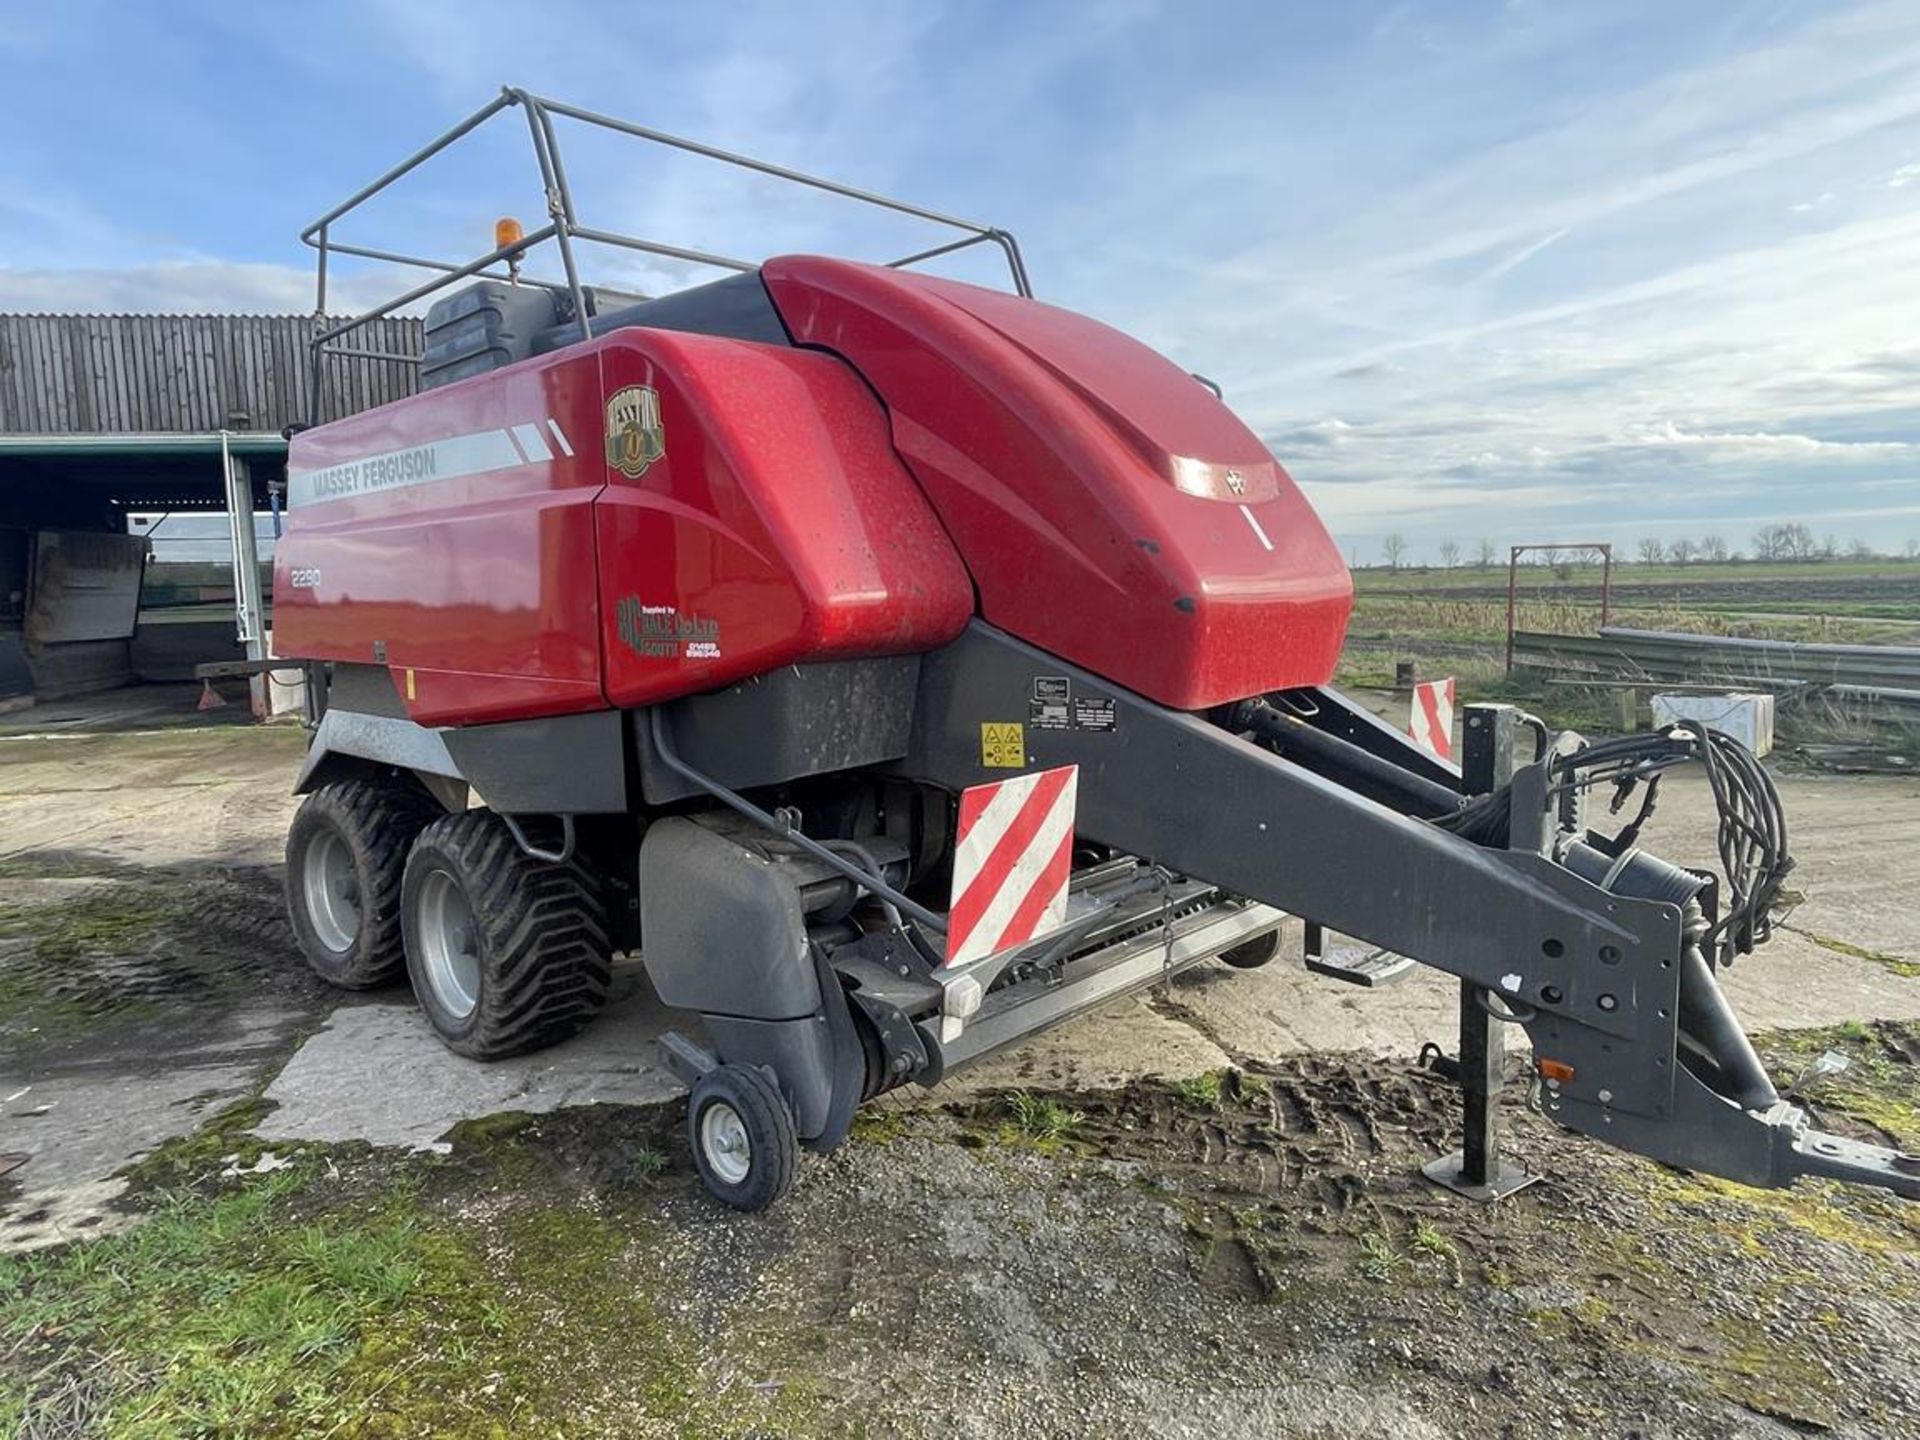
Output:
[
  {"xmin": 547, "ymin": 418, "xmax": 575, "ymax": 456},
  {"xmin": 1240, "ymin": 503, "xmax": 1275, "ymax": 551},
  {"xmin": 511, "ymin": 423, "xmax": 552, "ymax": 463},
  {"xmin": 288, "ymin": 422, "xmax": 564, "ymax": 507}
]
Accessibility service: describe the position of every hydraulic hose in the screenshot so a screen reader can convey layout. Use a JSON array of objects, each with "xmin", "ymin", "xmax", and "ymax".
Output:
[{"xmin": 1229, "ymin": 700, "xmax": 1464, "ymax": 820}]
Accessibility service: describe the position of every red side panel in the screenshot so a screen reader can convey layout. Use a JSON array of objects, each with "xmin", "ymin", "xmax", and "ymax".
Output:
[
  {"xmin": 273, "ymin": 328, "xmax": 972, "ymax": 726},
  {"xmin": 273, "ymin": 350, "xmax": 609, "ymax": 726},
  {"xmin": 592, "ymin": 331, "xmax": 972, "ymax": 706},
  {"xmin": 763, "ymin": 257, "xmax": 1353, "ymax": 709}
]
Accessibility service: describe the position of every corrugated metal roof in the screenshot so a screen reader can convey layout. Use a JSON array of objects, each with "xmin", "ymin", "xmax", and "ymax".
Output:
[{"xmin": 0, "ymin": 314, "xmax": 422, "ymax": 436}]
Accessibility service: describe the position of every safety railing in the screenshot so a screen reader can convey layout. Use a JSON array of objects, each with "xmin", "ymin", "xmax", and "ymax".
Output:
[{"xmin": 299, "ymin": 86, "xmax": 1033, "ymax": 423}]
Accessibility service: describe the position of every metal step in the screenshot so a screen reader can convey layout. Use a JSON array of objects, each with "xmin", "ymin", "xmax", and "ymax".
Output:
[{"xmin": 1304, "ymin": 923, "xmax": 1415, "ymax": 987}]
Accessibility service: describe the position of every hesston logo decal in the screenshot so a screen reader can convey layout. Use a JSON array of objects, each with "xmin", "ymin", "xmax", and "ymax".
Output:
[{"xmin": 606, "ymin": 385, "xmax": 665, "ymax": 478}]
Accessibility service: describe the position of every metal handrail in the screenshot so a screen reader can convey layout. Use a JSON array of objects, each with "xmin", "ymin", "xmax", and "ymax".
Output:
[{"xmin": 300, "ymin": 86, "xmax": 1031, "ymax": 425}]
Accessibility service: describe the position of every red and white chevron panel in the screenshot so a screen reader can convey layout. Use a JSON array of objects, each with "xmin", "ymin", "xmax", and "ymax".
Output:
[
  {"xmin": 1408, "ymin": 677, "xmax": 1456, "ymax": 762},
  {"xmin": 945, "ymin": 764, "xmax": 1079, "ymax": 967}
]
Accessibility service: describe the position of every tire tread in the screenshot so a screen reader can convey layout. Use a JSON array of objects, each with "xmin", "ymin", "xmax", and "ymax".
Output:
[{"xmin": 405, "ymin": 811, "xmax": 611, "ymax": 1059}]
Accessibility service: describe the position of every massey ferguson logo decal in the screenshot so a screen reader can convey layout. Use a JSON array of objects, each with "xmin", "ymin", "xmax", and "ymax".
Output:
[
  {"xmin": 605, "ymin": 385, "xmax": 665, "ymax": 478},
  {"xmin": 1224, "ymin": 468, "xmax": 1246, "ymax": 496}
]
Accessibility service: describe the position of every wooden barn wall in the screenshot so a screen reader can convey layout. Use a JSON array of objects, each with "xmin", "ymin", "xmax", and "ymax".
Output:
[{"xmin": 0, "ymin": 315, "xmax": 423, "ymax": 435}]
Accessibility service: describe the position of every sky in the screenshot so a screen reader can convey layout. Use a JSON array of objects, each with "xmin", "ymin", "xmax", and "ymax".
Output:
[{"xmin": 2, "ymin": 0, "xmax": 1917, "ymax": 563}]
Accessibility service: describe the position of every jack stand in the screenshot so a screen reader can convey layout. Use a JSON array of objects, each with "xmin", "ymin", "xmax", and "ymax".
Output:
[
  {"xmin": 1422, "ymin": 702, "xmax": 1540, "ymax": 1202},
  {"xmin": 1423, "ymin": 978, "xmax": 1538, "ymax": 1200}
]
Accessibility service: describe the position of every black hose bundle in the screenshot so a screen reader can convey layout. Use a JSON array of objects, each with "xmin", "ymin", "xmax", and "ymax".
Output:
[{"xmin": 1434, "ymin": 723, "xmax": 1793, "ymax": 966}]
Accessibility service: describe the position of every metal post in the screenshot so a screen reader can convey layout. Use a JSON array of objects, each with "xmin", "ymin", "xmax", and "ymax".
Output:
[
  {"xmin": 1599, "ymin": 543, "xmax": 1613, "ymax": 630},
  {"xmin": 1504, "ymin": 546, "xmax": 1520, "ymax": 673},
  {"xmin": 1422, "ymin": 702, "xmax": 1540, "ymax": 1201},
  {"xmin": 518, "ymin": 95, "xmax": 592, "ymax": 342},
  {"xmin": 221, "ymin": 434, "xmax": 267, "ymax": 719}
]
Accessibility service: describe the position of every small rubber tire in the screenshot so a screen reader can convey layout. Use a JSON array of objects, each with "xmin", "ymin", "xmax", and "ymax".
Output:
[
  {"xmin": 1218, "ymin": 929, "xmax": 1281, "ymax": 970},
  {"xmin": 401, "ymin": 810, "xmax": 612, "ymax": 1060},
  {"xmin": 688, "ymin": 1065, "xmax": 797, "ymax": 1213},
  {"xmin": 286, "ymin": 777, "xmax": 443, "ymax": 989}
]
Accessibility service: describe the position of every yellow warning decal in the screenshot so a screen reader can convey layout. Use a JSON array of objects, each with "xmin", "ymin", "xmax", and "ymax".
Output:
[
  {"xmin": 405, "ymin": 668, "xmax": 417, "ymax": 701},
  {"xmin": 980, "ymin": 722, "xmax": 1025, "ymax": 769}
]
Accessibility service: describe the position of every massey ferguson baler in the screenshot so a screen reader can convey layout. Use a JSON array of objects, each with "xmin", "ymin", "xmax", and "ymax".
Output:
[{"xmin": 272, "ymin": 89, "xmax": 1920, "ymax": 1211}]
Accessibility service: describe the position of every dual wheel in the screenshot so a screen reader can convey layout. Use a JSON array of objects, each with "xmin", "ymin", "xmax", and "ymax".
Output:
[
  {"xmin": 286, "ymin": 776, "xmax": 796, "ymax": 1209},
  {"xmin": 285, "ymin": 778, "xmax": 611, "ymax": 1059}
]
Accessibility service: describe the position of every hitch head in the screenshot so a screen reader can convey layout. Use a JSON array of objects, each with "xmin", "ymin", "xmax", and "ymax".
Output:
[{"xmin": 1554, "ymin": 1066, "xmax": 1920, "ymax": 1201}]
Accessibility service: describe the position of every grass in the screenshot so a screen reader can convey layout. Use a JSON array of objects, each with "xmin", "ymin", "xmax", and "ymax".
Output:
[
  {"xmin": 1006, "ymin": 1091, "xmax": 1082, "ymax": 1144},
  {"xmin": 0, "ymin": 1173, "xmax": 475, "ymax": 1438},
  {"xmin": 1355, "ymin": 558, "xmax": 1920, "ymax": 592},
  {"xmin": 1169, "ymin": 1071, "xmax": 1227, "ymax": 1109},
  {"xmin": 2, "ymin": 1130, "xmax": 824, "ymax": 1438},
  {"xmin": 1354, "ymin": 1230, "xmax": 1397, "ymax": 1282}
]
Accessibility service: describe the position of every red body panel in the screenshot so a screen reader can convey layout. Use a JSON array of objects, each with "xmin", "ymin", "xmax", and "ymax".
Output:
[
  {"xmin": 273, "ymin": 332, "xmax": 972, "ymax": 725},
  {"xmin": 277, "ymin": 256, "xmax": 1352, "ymax": 727},
  {"xmin": 272, "ymin": 350, "xmax": 609, "ymax": 725},
  {"xmin": 592, "ymin": 331, "xmax": 972, "ymax": 706},
  {"xmin": 763, "ymin": 257, "xmax": 1352, "ymax": 709}
]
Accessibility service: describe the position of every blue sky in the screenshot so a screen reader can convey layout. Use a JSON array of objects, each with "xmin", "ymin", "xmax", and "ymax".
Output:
[{"xmin": 2, "ymin": 0, "xmax": 1918, "ymax": 562}]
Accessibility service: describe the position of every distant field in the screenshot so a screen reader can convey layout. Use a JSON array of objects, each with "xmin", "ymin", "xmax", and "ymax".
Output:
[
  {"xmin": 1357, "ymin": 558, "xmax": 1918, "ymax": 591},
  {"xmin": 1335, "ymin": 558, "xmax": 1920, "ymax": 706}
]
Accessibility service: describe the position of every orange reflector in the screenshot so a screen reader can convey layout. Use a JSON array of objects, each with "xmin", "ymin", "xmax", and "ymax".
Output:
[
  {"xmin": 1537, "ymin": 1058, "xmax": 1575, "ymax": 1083},
  {"xmin": 495, "ymin": 216, "xmax": 525, "ymax": 250}
]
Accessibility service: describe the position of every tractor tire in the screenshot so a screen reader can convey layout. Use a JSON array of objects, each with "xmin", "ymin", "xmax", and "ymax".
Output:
[
  {"xmin": 1218, "ymin": 929, "xmax": 1281, "ymax": 970},
  {"xmin": 688, "ymin": 1065, "xmax": 797, "ymax": 1212},
  {"xmin": 286, "ymin": 777, "xmax": 443, "ymax": 989},
  {"xmin": 401, "ymin": 811, "xmax": 611, "ymax": 1060}
]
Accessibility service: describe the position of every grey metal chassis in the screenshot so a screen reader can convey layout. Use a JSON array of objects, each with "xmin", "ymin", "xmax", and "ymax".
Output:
[
  {"xmin": 293, "ymin": 621, "xmax": 1919, "ymax": 1198},
  {"xmin": 898, "ymin": 624, "xmax": 1920, "ymax": 1198}
]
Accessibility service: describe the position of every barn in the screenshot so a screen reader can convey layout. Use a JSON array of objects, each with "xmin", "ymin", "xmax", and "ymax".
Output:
[{"xmin": 0, "ymin": 313, "xmax": 419, "ymax": 714}]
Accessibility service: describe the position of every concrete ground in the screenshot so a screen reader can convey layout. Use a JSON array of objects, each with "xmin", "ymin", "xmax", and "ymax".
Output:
[{"xmin": 2, "ymin": 712, "xmax": 1918, "ymax": 1254}]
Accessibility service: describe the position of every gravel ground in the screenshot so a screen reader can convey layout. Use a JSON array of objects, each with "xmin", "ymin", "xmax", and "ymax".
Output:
[
  {"xmin": 303, "ymin": 1028, "xmax": 1920, "ymax": 1439},
  {"xmin": 4, "ymin": 721, "xmax": 1920, "ymax": 1435}
]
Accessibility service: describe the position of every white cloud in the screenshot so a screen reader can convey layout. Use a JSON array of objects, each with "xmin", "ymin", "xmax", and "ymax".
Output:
[{"xmin": 0, "ymin": 262, "xmax": 406, "ymax": 316}]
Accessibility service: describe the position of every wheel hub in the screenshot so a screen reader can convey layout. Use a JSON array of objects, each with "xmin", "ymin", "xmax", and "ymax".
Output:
[
  {"xmin": 699, "ymin": 1101, "xmax": 752, "ymax": 1186},
  {"xmin": 303, "ymin": 830, "xmax": 361, "ymax": 953},
  {"xmin": 415, "ymin": 868, "xmax": 481, "ymax": 1020}
]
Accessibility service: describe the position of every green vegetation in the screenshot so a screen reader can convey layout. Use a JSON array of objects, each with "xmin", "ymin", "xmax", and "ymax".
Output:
[
  {"xmin": 0, "ymin": 880, "xmax": 185, "ymax": 965},
  {"xmin": 3, "ymin": 1120, "xmax": 823, "ymax": 1438},
  {"xmin": 1758, "ymin": 1022, "xmax": 1920, "ymax": 1152},
  {"xmin": 1169, "ymin": 1070, "xmax": 1227, "ymax": 1109},
  {"xmin": 1, "ymin": 1173, "xmax": 478, "ymax": 1438},
  {"xmin": 1353, "ymin": 1229, "xmax": 1396, "ymax": 1283},
  {"xmin": 1007, "ymin": 1091, "xmax": 1082, "ymax": 1144},
  {"xmin": 1785, "ymin": 927, "xmax": 1920, "ymax": 979}
]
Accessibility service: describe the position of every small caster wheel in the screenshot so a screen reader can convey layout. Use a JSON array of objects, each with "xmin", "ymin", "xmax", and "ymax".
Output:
[
  {"xmin": 1218, "ymin": 930, "xmax": 1280, "ymax": 970},
  {"xmin": 689, "ymin": 1064, "xmax": 797, "ymax": 1212}
]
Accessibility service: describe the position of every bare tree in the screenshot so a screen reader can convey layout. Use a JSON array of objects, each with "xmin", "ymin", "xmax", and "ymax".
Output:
[
  {"xmin": 1475, "ymin": 538, "xmax": 1497, "ymax": 569},
  {"xmin": 1753, "ymin": 522, "xmax": 1818, "ymax": 562},
  {"xmin": 1636, "ymin": 537, "xmax": 1665, "ymax": 565},
  {"xmin": 1382, "ymin": 533, "xmax": 1408, "ymax": 571},
  {"xmin": 1700, "ymin": 535, "xmax": 1728, "ymax": 563},
  {"xmin": 1438, "ymin": 539, "xmax": 1460, "ymax": 568},
  {"xmin": 1670, "ymin": 538, "xmax": 1697, "ymax": 565},
  {"xmin": 1847, "ymin": 537, "xmax": 1875, "ymax": 561},
  {"xmin": 1820, "ymin": 534, "xmax": 1839, "ymax": 561},
  {"xmin": 1907, "ymin": 537, "xmax": 1919, "ymax": 561}
]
